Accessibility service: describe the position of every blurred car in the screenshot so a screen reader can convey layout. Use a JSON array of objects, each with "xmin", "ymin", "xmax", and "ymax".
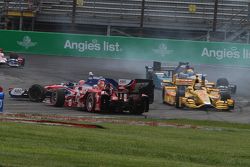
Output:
[{"xmin": 0, "ymin": 49, "xmax": 25, "ymax": 67}]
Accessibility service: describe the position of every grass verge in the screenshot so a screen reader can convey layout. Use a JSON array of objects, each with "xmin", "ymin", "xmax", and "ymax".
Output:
[{"xmin": 1, "ymin": 119, "xmax": 250, "ymax": 167}]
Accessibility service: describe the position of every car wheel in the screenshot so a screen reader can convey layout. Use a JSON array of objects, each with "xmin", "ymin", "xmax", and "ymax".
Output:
[
  {"xmin": 220, "ymin": 91, "xmax": 231, "ymax": 101},
  {"xmin": 51, "ymin": 89, "xmax": 65, "ymax": 107},
  {"xmin": 162, "ymin": 88, "xmax": 165, "ymax": 103},
  {"xmin": 20, "ymin": 58, "xmax": 25, "ymax": 66},
  {"xmin": 231, "ymin": 85, "xmax": 237, "ymax": 94},
  {"xmin": 100, "ymin": 95, "xmax": 110, "ymax": 112},
  {"xmin": 85, "ymin": 93, "xmax": 96, "ymax": 112},
  {"xmin": 28, "ymin": 84, "xmax": 46, "ymax": 102},
  {"xmin": 129, "ymin": 98, "xmax": 149, "ymax": 115}
]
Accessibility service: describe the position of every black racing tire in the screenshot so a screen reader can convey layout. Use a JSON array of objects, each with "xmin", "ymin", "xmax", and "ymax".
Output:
[
  {"xmin": 216, "ymin": 78, "xmax": 229, "ymax": 86},
  {"xmin": 228, "ymin": 105, "xmax": 235, "ymax": 111},
  {"xmin": 51, "ymin": 89, "xmax": 65, "ymax": 107},
  {"xmin": 231, "ymin": 85, "xmax": 237, "ymax": 95},
  {"xmin": 129, "ymin": 98, "xmax": 149, "ymax": 115},
  {"xmin": 21, "ymin": 58, "xmax": 25, "ymax": 66},
  {"xmin": 221, "ymin": 91, "xmax": 231, "ymax": 101},
  {"xmin": 28, "ymin": 84, "xmax": 46, "ymax": 102},
  {"xmin": 162, "ymin": 88, "xmax": 165, "ymax": 104},
  {"xmin": 146, "ymin": 72, "xmax": 153, "ymax": 80},
  {"xmin": 85, "ymin": 93, "xmax": 96, "ymax": 112},
  {"xmin": 175, "ymin": 86, "xmax": 185, "ymax": 108},
  {"xmin": 100, "ymin": 95, "xmax": 110, "ymax": 112}
]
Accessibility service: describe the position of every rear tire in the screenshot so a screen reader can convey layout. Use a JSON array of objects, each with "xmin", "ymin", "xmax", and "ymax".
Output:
[
  {"xmin": 85, "ymin": 93, "xmax": 96, "ymax": 112},
  {"xmin": 231, "ymin": 85, "xmax": 237, "ymax": 94},
  {"xmin": 162, "ymin": 88, "xmax": 165, "ymax": 104},
  {"xmin": 100, "ymin": 95, "xmax": 110, "ymax": 112},
  {"xmin": 51, "ymin": 89, "xmax": 65, "ymax": 107},
  {"xmin": 28, "ymin": 84, "xmax": 46, "ymax": 102},
  {"xmin": 129, "ymin": 98, "xmax": 149, "ymax": 115}
]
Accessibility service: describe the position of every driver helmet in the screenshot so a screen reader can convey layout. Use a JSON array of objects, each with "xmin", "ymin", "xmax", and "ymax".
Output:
[
  {"xmin": 78, "ymin": 80, "xmax": 85, "ymax": 86},
  {"xmin": 89, "ymin": 72, "xmax": 94, "ymax": 76},
  {"xmin": 194, "ymin": 83, "xmax": 202, "ymax": 90},
  {"xmin": 186, "ymin": 69, "xmax": 194, "ymax": 76}
]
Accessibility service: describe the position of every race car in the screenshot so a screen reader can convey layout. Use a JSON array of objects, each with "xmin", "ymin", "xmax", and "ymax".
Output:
[
  {"xmin": 50, "ymin": 78, "xmax": 154, "ymax": 114},
  {"xmin": 162, "ymin": 74, "xmax": 234, "ymax": 111},
  {"xmin": 145, "ymin": 61, "xmax": 193, "ymax": 89},
  {"xmin": 9, "ymin": 75, "xmax": 154, "ymax": 114},
  {"xmin": 0, "ymin": 49, "xmax": 25, "ymax": 67},
  {"xmin": 8, "ymin": 75, "xmax": 115, "ymax": 102}
]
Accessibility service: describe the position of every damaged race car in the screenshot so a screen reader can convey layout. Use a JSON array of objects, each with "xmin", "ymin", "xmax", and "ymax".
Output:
[
  {"xmin": 162, "ymin": 74, "xmax": 234, "ymax": 111},
  {"xmin": 9, "ymin": 76, "xmax": 154, "ymax": 114},
  {"xmin": 50, "ymin": 78, "xmax": 154, "ymax": 114},
  {"xmin": 0, "ymin": 49, "xmax": 25, "ymax": 67}
]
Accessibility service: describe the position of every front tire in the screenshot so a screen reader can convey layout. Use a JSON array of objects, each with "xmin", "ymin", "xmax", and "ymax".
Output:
[
  {"xmin": 28, "ymin": 84, "xmax": 46, "ymax": 102},
  {"xmin": 220, "ymin": 91, "xmax": 231, "ymax": 101},
  {"xmin": 85, "ymin": 93, "xmax": 96, "ymax": 112},
  {"xmin": 51, "ymin": 89, "xmax": 65, "ymax": 107}
]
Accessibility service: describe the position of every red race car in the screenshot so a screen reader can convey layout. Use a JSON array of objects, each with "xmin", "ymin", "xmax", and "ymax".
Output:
[{"xmin": 50, "ymin": 78, "xmax": 154, "ymax": 114}]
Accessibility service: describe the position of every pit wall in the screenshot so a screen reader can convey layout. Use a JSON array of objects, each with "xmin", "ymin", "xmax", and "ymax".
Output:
[{"xmin": 1, "ymin": 30, "xmax": 250, "ymax": 67}]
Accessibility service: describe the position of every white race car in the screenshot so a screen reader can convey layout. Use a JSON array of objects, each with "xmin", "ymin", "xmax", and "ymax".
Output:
[{"xmin": 0, "ymin": 50, "xmax": 25, "ymax": 67}]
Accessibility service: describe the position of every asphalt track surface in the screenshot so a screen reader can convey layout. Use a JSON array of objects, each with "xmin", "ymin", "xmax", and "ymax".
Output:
[{"xmin": 1, "ymin": 54, "xmax": 250, "ymax": 123}]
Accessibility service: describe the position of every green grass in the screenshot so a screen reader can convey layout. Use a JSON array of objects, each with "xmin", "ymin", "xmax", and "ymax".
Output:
[{"xmin": 1, "ymin": 119, "xmax": 250, "ymax": 167}]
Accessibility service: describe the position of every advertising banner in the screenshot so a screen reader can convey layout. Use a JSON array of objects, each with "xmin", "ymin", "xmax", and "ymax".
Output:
[{"xmin": 1, "ymin": 30, "xmax": 250, "ymax": 66}]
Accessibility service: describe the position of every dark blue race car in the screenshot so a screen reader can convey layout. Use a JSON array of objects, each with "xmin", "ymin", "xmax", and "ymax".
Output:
[{"xmin": 145, "ymin": 61, "xmax": 190, "ymax": 89}]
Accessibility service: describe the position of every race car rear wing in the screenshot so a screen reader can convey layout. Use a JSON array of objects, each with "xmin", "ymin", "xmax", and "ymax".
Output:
[
  {"xmin": 145, "ymin": 61, "xmax": 191, "ymax": 80},
  {"xmin": 145, "ymin": 61, "xmax": 176, "ymax": 72}
]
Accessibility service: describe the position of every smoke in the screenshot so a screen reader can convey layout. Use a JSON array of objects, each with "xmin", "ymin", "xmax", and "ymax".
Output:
[{"xmin": 194, "ymin": 63, "xmax": 250, "ymax": 97}]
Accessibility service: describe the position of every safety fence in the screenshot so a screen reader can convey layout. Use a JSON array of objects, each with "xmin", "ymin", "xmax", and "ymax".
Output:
[{"xmin": 1, "ymin": 30, "xmax": 250, "ymax": 66}]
